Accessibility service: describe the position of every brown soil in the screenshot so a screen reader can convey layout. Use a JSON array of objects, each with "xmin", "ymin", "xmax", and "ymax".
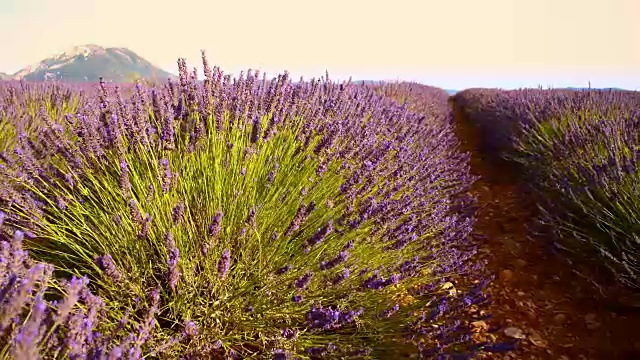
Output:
[{"xmin": 451, "ymin": 101, "xmax": 640, "ymax": 360}]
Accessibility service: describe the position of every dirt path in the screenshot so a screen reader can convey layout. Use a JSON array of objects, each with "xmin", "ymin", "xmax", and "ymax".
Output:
[{"xmin": 451, "ymin": 101, "xmax": 640, "ymax": 360}]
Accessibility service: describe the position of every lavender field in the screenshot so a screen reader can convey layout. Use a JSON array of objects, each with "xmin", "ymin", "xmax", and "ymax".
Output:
[{"xmin": 0, "ymin": 54, "xmax": 639, "ymax": 359}]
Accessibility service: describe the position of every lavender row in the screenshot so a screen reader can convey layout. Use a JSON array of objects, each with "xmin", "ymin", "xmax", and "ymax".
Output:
[{"xmin": 454, "ymin": 87, "xmax": 640, "ymax": 290}]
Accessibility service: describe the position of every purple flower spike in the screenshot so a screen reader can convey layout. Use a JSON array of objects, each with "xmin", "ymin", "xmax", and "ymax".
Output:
[
  {"xmin": 332, "ymin": 268, "xmax": 351, "ymax": 285},
  {"xmin": 159, "ymin": 158, "xmax": 172, "ymax": 193},
  {"xmin": 305, "ymin": 305, "xmax": 364, "ymax": 331},
  {"xmin": 272, "ymin": 349, "xmax": 291, "ymax": 360},
  {"xmin": 275, "ymin": 264, "xmax": 291, "ymax": 275},
  {"xmin": 284, "ymin": 202, "xmax": 315, "ymax": 237},
  {"xmin": 56, "ymin": 276, "xmax": 89, "ymax": 324},
  {"xmin": 119, "ymin": 159, "xmax": 132, "ymax": 196},
  {"xmin": 164, "ymin": 232, "xmax": 181, "ymax": 291},
  {"xmin": 281, "ymin": 328, "xmax": 299, "ymax": 340},
  {"xmin": 306, "ymin": 220, "xmax": 333, "ymax": 248},
  {"xmin": 95, "ymin": 255, "xmax": 122, "ymax": 283},
  {"xmin": 183, "ymin": 320, "xmax": 198, "ymax": 337},
  {"xmin": 250, "ymin": 114, "xmax": 262, "ymax": 144},
  {"xmin": 208, "ymin": 211, "xmax": 224, "ymax": 238},
  {"xmin": 246, "ymin": 206, "xmax": 257, "ymax": 228},
  {"xmin": 319, "ymin": 251, "xmax": 349, "ymax": 271},
  {"xmin": 217, "ymin": 249, "xmax": 231, "ymax": 280},
  {"xmin": 11, "ymin": 294, "xmax": 47, "ymax": 359},
  {"xmin": 128, "ymin": 199, "xmax": 143, "ymax": 226},
  {"xmin": 172, "ymin": 202, "xmax": 186, "ymax": 224},
  {"xmin": 294, "ymin": 271, "xmax": 313, "ymax": 289}
]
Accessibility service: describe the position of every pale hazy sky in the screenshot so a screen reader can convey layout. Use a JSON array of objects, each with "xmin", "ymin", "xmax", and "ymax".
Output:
[{"xmin": 0, "ymin": 0, "xmax": 638, "ymax": 90}]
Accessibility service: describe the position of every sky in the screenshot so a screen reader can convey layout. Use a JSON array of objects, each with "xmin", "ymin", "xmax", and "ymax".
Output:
[{"xmin": 0, "ymin": 0, "xmax": 638, "ymax": 90}]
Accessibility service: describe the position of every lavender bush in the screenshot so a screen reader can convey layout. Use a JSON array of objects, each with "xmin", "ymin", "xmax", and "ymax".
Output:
[{"xmin": 0, "ymin": 54, "xmax": 497, "ymax": 358}]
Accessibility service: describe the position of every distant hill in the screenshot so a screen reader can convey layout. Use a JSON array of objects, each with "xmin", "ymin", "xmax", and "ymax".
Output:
[
  {"xmin": 0, "ymin": 72, "xmax": 9, "ymax": 80},
  {"xmin": 6, "ymin": 44, "xmax": 175, "ymax": 82},
  {"xmin": 351, "ymin": 81, "xmax": 458, "ymax": 95},
  {"xmin": 563, "ymin": 87, "xmax": 631, "ymax": 92},
  {"xmin": 352, "ymin": 80, "xmax": 385, "ymax": 85}
]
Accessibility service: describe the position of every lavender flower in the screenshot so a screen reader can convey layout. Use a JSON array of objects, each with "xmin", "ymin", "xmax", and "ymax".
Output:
[
  {"xmin": 306, "ymin": 220, "xmax": 333, "ymax": 248},
  {"xmin": 159, "ymin": 158, "xmax": 172, "ymax": 193},
  {"xmin": 294, "ymin": 271, "xmax": 313, "ymax": 289},
  {"xmin": 95, "ymin": 255, "xmax": 122, "ymax": 283},
  {"xmin": 281, "ymin": 328, "xmax": 299, "ymax": 340},
  {"xmin": 138, "ymin": 214, "xmax": 152, "ymax": 239},
  {"xmin": 119, "ymin": 159, "xmax": 132, "ymax": 197},
  {"xmin": 208, "ymin": 211, "xmax": 224, "ymax": 238},
  {"xmin": 183, "ymin": 320, "xmax": 198, "ymax": 337},
  {"xmin": 3, "ymin": 267, "xmax": 47, "ymax": 338},
  {"xmin": 363, "ymin": 273, "xmax": 400, "ymax": 290},
  {"xmin": 250, "ymin": 114, "xmax": 262, "ymax": 144},
  {"xmin": 272, "ymin": 349, "xmax": 291, "ymax": 360},
  {"xmin": 55, "ymin": 197, "xmax": 67, "ymax": 211},
  {"xmin": 217, "ymin": 249, "xmax": 231, "ymax": 280},
  {"xmin": 305, "ymin": 305, "xmax": 364, "ymax": 331},
  {"xmin": 246, "ymin": 206, "xmax": 256, "ymax": 228},
  {"xmin": 164, "ymin": 232, "xmax": 181, "ymax": 291},
  {"xmin": 55, "ymin": 276, "xmax": 89, "ymax": 325},
  {"xmin": 128, "ymin": 199, "xmax": 143, "ymax": 226},
  {"xmin": 172, "ymin": 202, "xmax": 186, "ymax": 224},
  {"xmin": 319, "ymin": 251, "xmax": 349, "ymax": 270},
  {"xmin": 267, "ymin": 163, "xmax": 278, "ymax": 184},
  {"xmin": 331, "ymin": 268, "xmax": 350, "ymax": 285},
  {"xmin": 275, "ymin": 264, "xmax": 291, "ymax": 275}
]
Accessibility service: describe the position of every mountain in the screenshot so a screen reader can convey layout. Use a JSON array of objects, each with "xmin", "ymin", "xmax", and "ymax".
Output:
[
  {"xmin": 444, "ymin": 89, "xmax": 457, "ymax": 94},
  {"xmin": 8, "ymin": 45, "xmax": 175, "ymax": 82},
  {"xmin": 0, "ymin": 72, "xmax": 9, "ymax": 80}
]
